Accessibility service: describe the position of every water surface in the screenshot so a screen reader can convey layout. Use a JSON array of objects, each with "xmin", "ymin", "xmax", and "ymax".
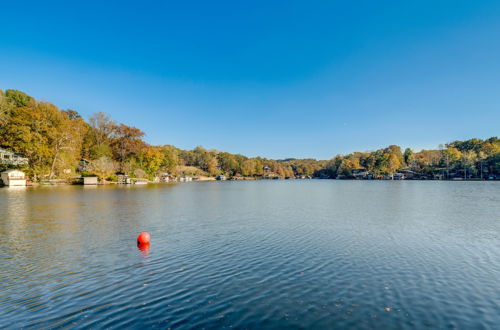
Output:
[{"xmin": 1, "ymin": 181, "xmax": 499, "ymax": 328}]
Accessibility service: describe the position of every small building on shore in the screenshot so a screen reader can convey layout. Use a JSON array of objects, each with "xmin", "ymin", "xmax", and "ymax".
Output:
[
  {"xmin": 83, "ymin": 176, "xmax": 98, "ymax": 185},
  {"xmin": 117, "ymin": 174, "xmax": 131, "ymax": 184},
  {"xmin": 352, "ymin": 168, "xmax": 370, "ymax": 179},
  {"xmin": 393, "ymin": 173, "xmax": 405, "ymax": 180},
  {"xmin": 1, "ymin": 169, "xmax": 27, "ymax": 186},
  {"xmin": 159, "ymin": 173, "xmax": 173, "ymax": 183}
]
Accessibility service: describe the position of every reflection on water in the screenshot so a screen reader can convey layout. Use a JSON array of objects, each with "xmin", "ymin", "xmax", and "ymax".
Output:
[
  {"xmin": 1, "ymin": 181, "xmax": 500, "ymax": 329},
  {"xmin": 137, "ymin": 242, "xmax": 151, "ymax": 255}
]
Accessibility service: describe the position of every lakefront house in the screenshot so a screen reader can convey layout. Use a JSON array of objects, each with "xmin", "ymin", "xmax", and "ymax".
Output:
[
  {"xmin": 352, "ymin": 168, "xmax": 374, "ymax": 180},
  {"xmin": 0, "ymin": 148, "xmax": 29, "ymax": 166}
]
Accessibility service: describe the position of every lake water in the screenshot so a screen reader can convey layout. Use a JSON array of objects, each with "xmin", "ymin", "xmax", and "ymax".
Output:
[{"xmin": 1, "ymin": 181, "xmax": 499, "ymax": 329}]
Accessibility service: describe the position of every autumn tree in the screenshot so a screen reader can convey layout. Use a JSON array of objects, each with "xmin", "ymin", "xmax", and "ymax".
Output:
[
  {"xmin": 138, "ymin": 146, "xmax": 164, "ymax": 178},
  {"xmin": 88, "ymin": 156, "xmax": 117, "ymax": 180},
  {"xmin": 191, "ymin": 146, "xmax": 219, "ymax": 175},
  {"xmin": 217, "ymin": 152, "xmax": 239, "ymax": 176},
  {"xmin": 159, "ymin": 145, "xmax": 179, "ymax": 174},
  {"xmin": 85, "ymin": 112, "xmax": 116, "ymax": 159},
  {"xmin": 241, "ymin": 159, "xmax": 257, "ymax": 176},
  {"xmin": 442, "ymin": 147, "xmax": 462, "ymax": 166},
  {"xmin": 0, "ymin": 90, "xmax": 15, "ymax": 126},
  {"xmin": 0, "ymin": 100, "xmax": 52, "ymax": 179},
  {"xmin": 112, "ymin": 124, "xmax": 146, "ymax": 169},
  {"xmin": 47, "ymin": 106, "xmax": 87, "ymax": 178}
]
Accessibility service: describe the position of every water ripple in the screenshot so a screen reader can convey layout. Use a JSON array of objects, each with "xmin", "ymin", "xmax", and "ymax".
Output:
[{"xmin": 1, "ymin": 181, "xmax": 500, "ymax": 328}]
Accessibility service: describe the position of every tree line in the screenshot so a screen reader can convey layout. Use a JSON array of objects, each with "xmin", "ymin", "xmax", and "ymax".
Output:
[
  {"xmin": 316, "ymin": 139, "xmax": 500, "ymax": 179},
  {"xmin": 0, "ymin": 89, "xmax": 322, "ymax": 181},
  {"xmin": 1, "ymin": 89, "xmax": 499, "ymax": 181}
]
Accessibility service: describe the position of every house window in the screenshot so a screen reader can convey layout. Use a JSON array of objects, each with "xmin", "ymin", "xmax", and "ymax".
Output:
[{"xmin": 3, "ymin": 155, "xmax": 10, "ymax": 160}]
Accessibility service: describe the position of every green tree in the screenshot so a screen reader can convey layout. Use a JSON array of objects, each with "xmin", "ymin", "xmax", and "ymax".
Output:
[
  {"xmin": 159, "ymin": 145, "xmax": 179, "ymax": 174},
  {"xmin": 217, "ymin": 152, "xmax": 239, "ymax": 176},
  {"xmin": 138, "ymin": 146, "xmax": 164, "ymax": 178},
  {"xmin": 5, "ymin": 89, "xmax": 34, "ymax": 107},
  {"xmin": 0, "ymin": 90, "xmax": 15, "ymax": 126},
  {"xmin": 404, "ymin": 148, "xmax": 414, "ymax": 167}
]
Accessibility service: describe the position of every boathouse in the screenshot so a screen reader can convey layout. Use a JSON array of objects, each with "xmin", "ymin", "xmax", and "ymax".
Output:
[
  {"xmin": 159, "ymin": 173, "xmax": 172, "ymax": 183},
  {"xmin": 83, "ymin": 176, "xmax": 98, "ymax": 185},
  {"xmin": 1, "ymin": 169, "xmax": 27, "ymax": 186}
]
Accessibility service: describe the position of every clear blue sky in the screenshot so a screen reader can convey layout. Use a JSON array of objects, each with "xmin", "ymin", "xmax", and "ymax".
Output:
[{"xmin": 1, "ymin": 0, "xmax": 499, "ymax": 159}]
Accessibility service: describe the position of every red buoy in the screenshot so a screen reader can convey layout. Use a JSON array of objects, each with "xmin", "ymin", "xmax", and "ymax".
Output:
[{"xmin": 137, "ymin": 232, "xmax": 151, "ymax": 244}]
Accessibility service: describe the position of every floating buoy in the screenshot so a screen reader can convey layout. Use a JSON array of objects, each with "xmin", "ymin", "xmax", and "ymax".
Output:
[{"xmin": 137, "ymin": 232, "xmax": 151, "ymax": 244}]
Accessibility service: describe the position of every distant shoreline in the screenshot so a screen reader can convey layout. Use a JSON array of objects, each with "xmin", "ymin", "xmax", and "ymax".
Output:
[{"xmin": 2, "ymin": 177, "xmax": 498, "ymax": 188}]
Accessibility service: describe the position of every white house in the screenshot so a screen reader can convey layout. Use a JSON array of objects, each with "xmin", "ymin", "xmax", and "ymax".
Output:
[
  {"xmin": 0, "ymin": 148, "xmax": 29, "ymax": 166},
  {"xmin": 1, "ymin": 169, "xmax": 27, "ymax": 186}
]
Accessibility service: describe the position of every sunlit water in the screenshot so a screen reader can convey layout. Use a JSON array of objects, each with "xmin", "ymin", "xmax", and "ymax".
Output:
[{"xmin": 1, "ymin": 181, "xmax": 500, "ymax": 329}]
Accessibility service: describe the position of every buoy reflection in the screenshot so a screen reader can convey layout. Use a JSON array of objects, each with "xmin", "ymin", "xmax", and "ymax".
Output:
[{"xmin": 137, "ymin": 242, "xmax": 150, "ymax": 255}]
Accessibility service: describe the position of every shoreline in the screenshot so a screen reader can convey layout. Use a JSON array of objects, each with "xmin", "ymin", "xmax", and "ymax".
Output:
[{"xmin": 3, "ymin": 177, "xmax": 495, "ymax": 188}]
